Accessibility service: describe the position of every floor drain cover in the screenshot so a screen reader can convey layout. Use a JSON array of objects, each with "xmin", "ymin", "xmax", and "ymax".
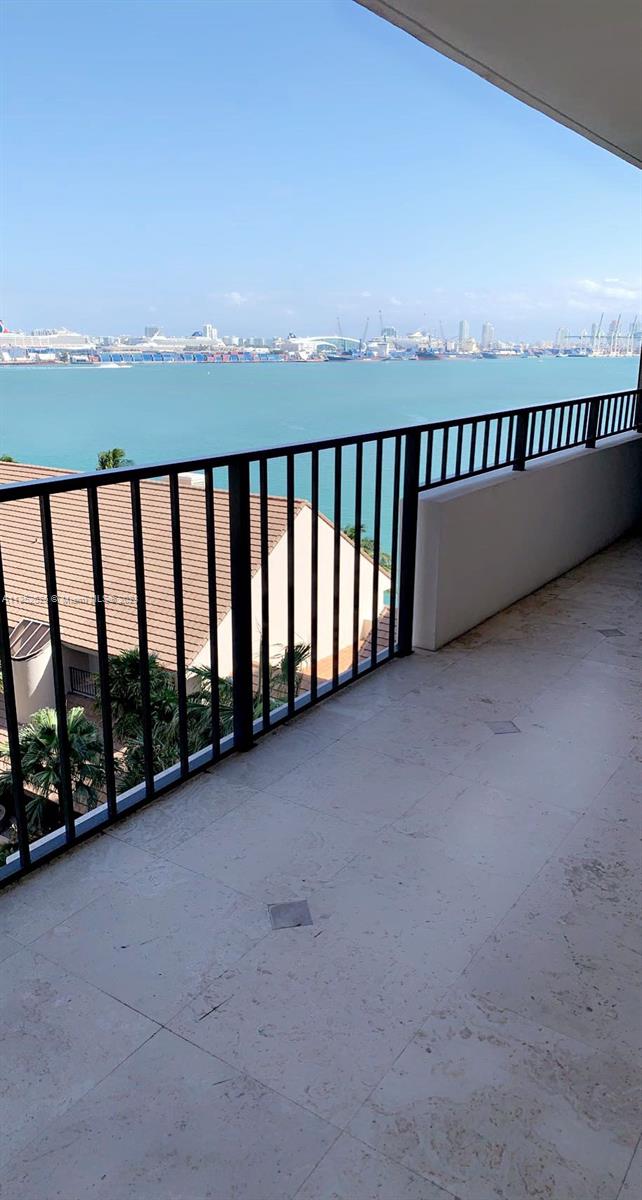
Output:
[
  {"xmin": 487, "ymin": 720, "xmax": 521, "ymax": 734},
  {"xmin": 597, "ymin": 628, "xmax": 624, "ymax": 638},
  {"xmin": 268, "ymin": 900, "xmax": 313, "ymax": 930}
]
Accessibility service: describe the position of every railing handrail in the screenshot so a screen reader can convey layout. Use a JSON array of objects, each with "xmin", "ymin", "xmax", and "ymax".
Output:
[{"xmin": 0, "ymin": 388, "xmax": 639, "ymax": 503}]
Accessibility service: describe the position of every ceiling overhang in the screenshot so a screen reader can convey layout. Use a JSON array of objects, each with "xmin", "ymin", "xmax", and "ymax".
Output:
[{"xmin": 357, "ymin": 0, "xmax": 642, "ymax": 168}]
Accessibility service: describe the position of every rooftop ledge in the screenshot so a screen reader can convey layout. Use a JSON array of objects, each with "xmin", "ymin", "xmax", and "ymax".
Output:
[{"xmin": 1, "ymin": 529, "xmax": 640, "ymax": 1198}]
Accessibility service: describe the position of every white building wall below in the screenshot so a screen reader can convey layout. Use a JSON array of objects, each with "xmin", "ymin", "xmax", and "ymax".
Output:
[
  {"xmin": 192, "ymin": 508, "xmax": 389, "ymax": 679},
  {"xmin": 13, "ymin": 643, "xmax": 56, "ymax": 724}
]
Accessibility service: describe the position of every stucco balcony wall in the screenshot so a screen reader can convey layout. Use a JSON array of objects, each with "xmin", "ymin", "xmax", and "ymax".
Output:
[{"xmin": 413, "ymin": 432, "xmax": 642, "ymax": 650}]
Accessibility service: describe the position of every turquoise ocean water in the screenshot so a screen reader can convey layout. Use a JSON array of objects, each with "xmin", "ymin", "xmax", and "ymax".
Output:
[{"xmin": 1, "ymin": 356, "xmax": 637, "ymax": 542}]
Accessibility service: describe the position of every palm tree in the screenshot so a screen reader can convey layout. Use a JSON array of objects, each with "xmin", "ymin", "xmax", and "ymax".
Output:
[
  {"xmin": 261, "ymin": 641, "xmax": 311, "ymax": 705},
  {"xmin": 187, "ymin": 641, "xmax": 311, "ymax": 740},
  {"xmin": 97, "ymin": 648, "xmax": 177, "ymax": 741},
  {"xmin": 115, "ymin": 718, "xmax": 184, "ymax": 792},
  {"xmin": 0, "ymin": 707, "xmax": 105, "ymax": 837},
  {"xmin": 96, "ymin": 447, "xmax": 132, "ymax": 470},
  {"xmin": 97, "ymin": 648, "xmax": 186, "ymax": 790},
  {"xmin": 101, "ymin": 642, "xmax": 310, "ymax": 791},
  {"xmin": 343, "ymin": 523, "xmax": 392, "ymax": 571},
  {"xmin": 184, "ymin": 666, "xmax": 234, "ymax": 743}
]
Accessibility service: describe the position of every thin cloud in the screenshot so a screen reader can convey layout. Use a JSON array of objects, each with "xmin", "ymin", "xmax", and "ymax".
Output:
[
  {"xmin": 224, "ymin": 291, "xmax": 249, "ymax": 307},
  {"xmin": 575, "ymin": 278, "xmax": 640, "ymax": 302}
]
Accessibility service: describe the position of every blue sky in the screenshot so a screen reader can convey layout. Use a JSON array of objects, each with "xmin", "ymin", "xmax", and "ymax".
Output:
[{"xmin": 1, "ymin": 0, "xmax": 640, "ymax": 341}]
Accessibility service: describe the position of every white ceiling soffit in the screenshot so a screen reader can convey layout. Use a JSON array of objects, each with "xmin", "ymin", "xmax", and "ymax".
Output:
[{"xmin": 356, "ymin": 0, "xmax": 642, "ymax": 168}]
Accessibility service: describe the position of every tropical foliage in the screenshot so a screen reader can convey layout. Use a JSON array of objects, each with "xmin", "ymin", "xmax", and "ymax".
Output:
[
  {"xmin": 0, "ymin": 840, "xmax": 16, "ymax": 867},
  {"xmin": 100, "ymin": 642, "xmax": 310, "ymax": 792},
  {"xmin": 186, "ymin": 640, "xmax": 311, "ymax": 738},
  {"xmin": 98, "ymin": 648, "xmax": 177, "ymax": 741},
  {"xmin": 343, "ymin": 523, "xmax": 392, "ymax": 571},
  {"xmin": 96, "ymin": 447, "xmax": 132, "ymax": 470},
  {"xmin": 0, "ymin": 707, "xmax": 105, "ymax": 837},
  {"xmin": 95, "ymin": 648, "xmax": 181, "ymax": 790},
  {"xmin": 0, "ymin": 640, "xmax": 312, "ymax": 845}
]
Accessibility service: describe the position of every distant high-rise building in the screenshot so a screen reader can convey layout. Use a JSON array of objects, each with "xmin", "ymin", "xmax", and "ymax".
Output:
[
  {"xmin": 381, "ymin": 326, "xmax": 397, "ymax": 339},
  {"xmin": 202, "ymin": 323, "xmax": 217, "ymax": 340},
  {"xmin": 481, "ymin": 321, "xmax": 494, "ymax": 349},
  {"xmin": 144, "ymin": 325, "xmax": 160, "ymax": 338},
  {"xmin": 458, "ymin": 319, "xmax": 469, "ymax": 348},
  {"xmin": 555, "ymin": 327, "xmax": 568, "ymax": 350}
]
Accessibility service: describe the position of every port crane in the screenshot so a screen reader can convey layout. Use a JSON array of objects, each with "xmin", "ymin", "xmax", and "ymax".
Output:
[
  {"xmin": 627, "ymin": 315, "xmax": 639, "ymax": 355},
  {"xmin": 592, "ymin": 313, "xmax": 604, "ymax": 355},
  {"xmin": 609, "ymin": 314, "xmax": 622, "ymax": 355}
]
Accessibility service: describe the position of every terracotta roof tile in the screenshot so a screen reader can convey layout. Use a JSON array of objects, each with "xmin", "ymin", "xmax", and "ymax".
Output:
[{"xmin": 0, "ymin": 462, "xmax": 303, "ymax": 671}]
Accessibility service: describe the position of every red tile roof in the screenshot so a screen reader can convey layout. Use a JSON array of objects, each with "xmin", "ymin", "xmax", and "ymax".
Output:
[{"xmin": 0, "ymin": 462, "xmax": 303, "ymax": 671}]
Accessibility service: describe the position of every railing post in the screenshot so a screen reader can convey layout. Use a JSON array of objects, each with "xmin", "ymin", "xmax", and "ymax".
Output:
[
  {"xmin": 0, "ymin": 545, "xmax": 31, "ymax": 870},
  {"xmin": 396, "ymin": 430, "xmax": 421, "ymax": 657},
  {"xmin": 512, "ymin": 409, "xmax": 529, "ymax": 471},
  {"xmin": 228, "ymin": 459, "xmax": 255, "ymax": 751},
  {"xmin": 635, "ymin": 389, "xmax": 642, "ymax": 433},
  {"xmin": 40, "ymin": 494, "xmax": 76, "ymax": 844},
  {"xmin": 585, "ymin": 397, "xmax": 601, "ymax": 448}
]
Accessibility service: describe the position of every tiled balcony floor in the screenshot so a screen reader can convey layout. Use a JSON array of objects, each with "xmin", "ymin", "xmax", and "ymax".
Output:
[{"xmin": 1, "ymin": 535, "xmax": 640, "ymax": 1199}]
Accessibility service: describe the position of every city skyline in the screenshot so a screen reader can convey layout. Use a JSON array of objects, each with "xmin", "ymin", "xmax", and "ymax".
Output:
[
  {"xmin": 2, "ymin": 313, "xmax": 639, "ymax": 350},
  {"xmin": 2, "ymin": 0, "xmax": 641, "ymax": 339}
]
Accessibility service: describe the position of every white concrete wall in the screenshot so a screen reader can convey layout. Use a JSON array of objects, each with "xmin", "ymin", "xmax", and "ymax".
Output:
[
  {"xmin": 13, "ymin": 643, "xmax": 56, "ymax": 724},
  {"xmin": 413, "ymin": 433, "xmax": 642, "ymax": 650},
  {"xmin": 193, "ymin": 508, "xmax": 390, "ymax": 678}
]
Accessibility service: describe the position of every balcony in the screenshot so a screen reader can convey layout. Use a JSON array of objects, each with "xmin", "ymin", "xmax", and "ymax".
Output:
[
  {"xmin": 0, "ymin": 387, "xmax": 639, "ymax": 1197},
  {"xmin": 0, "ymin": 525, "xmax": 640, "ymax": 1197},
  {"xmin": 0, "ymin": 391, "xmax": 639, "ymax": 870}
]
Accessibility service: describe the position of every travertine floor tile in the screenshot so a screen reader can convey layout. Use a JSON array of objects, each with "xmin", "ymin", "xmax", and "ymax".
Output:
[
  {"xmin": 0, "ymin": 948, "xmax": 155, "ymax": 1168},
  {"xmin": 350, "ymin": 993, "xmax": 640, "ymax": 1200},
  {"xmin": 169, "ymin": 792, "xmax": 371, "ymax": 900},
  {"xmin": 2, "ymin": 1029, "xmax": 336, "ymax": 1200},
  {"xmin": 296, "ymin": 1132, "xmax": 450, "ymax": 1199},
  {"xmin": 32, "ymin": 858, "xmax": 268, "ymax": 1022},
  {"xmin": 0, "ymin": 835, "xmax": 156, "ymax": 943},
  {"xmin": 170, "ymin": 924, "xmax": 451, "ymax": 1127}
]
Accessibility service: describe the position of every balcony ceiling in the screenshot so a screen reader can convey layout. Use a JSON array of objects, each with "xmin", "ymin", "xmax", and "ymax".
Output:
[{"xmin": 357, "ymin": 0, "xmax": 642, "ymax": 168}]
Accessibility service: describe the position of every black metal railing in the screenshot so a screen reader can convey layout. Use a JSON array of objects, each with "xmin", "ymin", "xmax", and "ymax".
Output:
[
  {"xmin": 0, "ymin": 388, "xmax": 639, "ymax": 883},
  {"xmin": 417, "ymin": 389, "xmax": 641, "ymax": 489},
  {"xmin": 69, "ymin": 667, "xmax": 98, "ymax": 699}
]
